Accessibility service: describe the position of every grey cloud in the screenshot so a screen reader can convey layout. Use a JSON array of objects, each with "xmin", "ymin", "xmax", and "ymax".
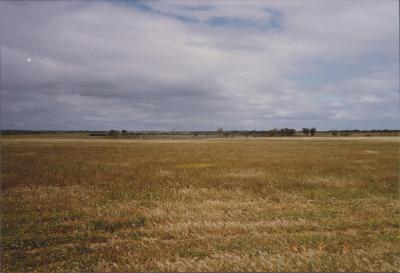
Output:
[{"xmin": 0, "ymin": 0, "xmax": 398, "ymax": 130}]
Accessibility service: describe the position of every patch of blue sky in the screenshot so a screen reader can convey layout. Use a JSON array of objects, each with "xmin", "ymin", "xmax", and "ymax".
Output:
[
  {"xmin": 109, "ymin": 0, "xmax": 283, "ymax": 31},
  {"xmin": 180, "ymin": 5, "xmax": 213, "ymax": 12},
  {"xmin": 206, "ymin": 16, "xmax": 282, "ymax": 31},
  {"xmin": 265, "ymin": 8, "xmax": 283, "ymax": 30},
  {"xmin": 109, "ymin": 0, "xmax": 153, "ymax": 12},
  {"xmin": 207, "ymin": 17, "xmax": 257, "ymax": 27},
  {"xmin": 109, "ymin": 0, "xmax": 200, "ymax": 24},
  {"xmin": 201, "ymin": 7, "xmax": 283, "ymax": 31},
  {"xmin": 172, "ymin": 15, "xmax": 200, "ymax": 24}
]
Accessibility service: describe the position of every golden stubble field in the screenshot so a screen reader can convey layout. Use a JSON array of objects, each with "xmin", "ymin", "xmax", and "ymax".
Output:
[{"xmin": 1, "ymin": 136, "xmax": 399, "ymax": 272}]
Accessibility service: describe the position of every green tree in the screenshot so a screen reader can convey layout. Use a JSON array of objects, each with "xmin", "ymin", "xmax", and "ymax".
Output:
[{"xmin": 302, "ymin": 128, "xmax": 310, "ymax": 136}]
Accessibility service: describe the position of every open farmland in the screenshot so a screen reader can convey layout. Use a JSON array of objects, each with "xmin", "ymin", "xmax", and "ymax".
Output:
[{"xmin": 1, "ymin": 136, "xmax": 399, "ymax": 272}]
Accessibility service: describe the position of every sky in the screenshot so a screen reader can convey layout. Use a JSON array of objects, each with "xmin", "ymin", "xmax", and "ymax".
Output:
[{"xmin": 1, "ymin": 0, "xmax": 399, "ymax": 131}]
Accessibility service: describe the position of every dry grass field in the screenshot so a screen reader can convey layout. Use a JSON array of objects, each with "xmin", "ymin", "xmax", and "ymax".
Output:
[{"xmin": 1, "ymin": 136, "xmax": 399, "ymax": 272}]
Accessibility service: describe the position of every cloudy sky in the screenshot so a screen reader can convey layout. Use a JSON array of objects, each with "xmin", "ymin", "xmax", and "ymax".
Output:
[{"xmin": 1, "ymin": 0, "xmax": 398, "ymax": 131}]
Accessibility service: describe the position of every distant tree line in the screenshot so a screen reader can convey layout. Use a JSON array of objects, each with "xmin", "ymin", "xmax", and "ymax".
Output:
[
  {"xmin": 2, "ymin": 129, "xmax": 398, "ymax": 138},
  {"xmin": 265, "ymin": 128, "xmax": 296, "ymax": 136},
  {"xmin": 1, "ymin": 130, "xmax": 107, "ymax": 135}
]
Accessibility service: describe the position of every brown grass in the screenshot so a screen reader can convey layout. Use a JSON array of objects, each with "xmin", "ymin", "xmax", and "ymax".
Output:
[{"xmin": 1, "ymin": 137, "xmax": 399, "ymax": 272}]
